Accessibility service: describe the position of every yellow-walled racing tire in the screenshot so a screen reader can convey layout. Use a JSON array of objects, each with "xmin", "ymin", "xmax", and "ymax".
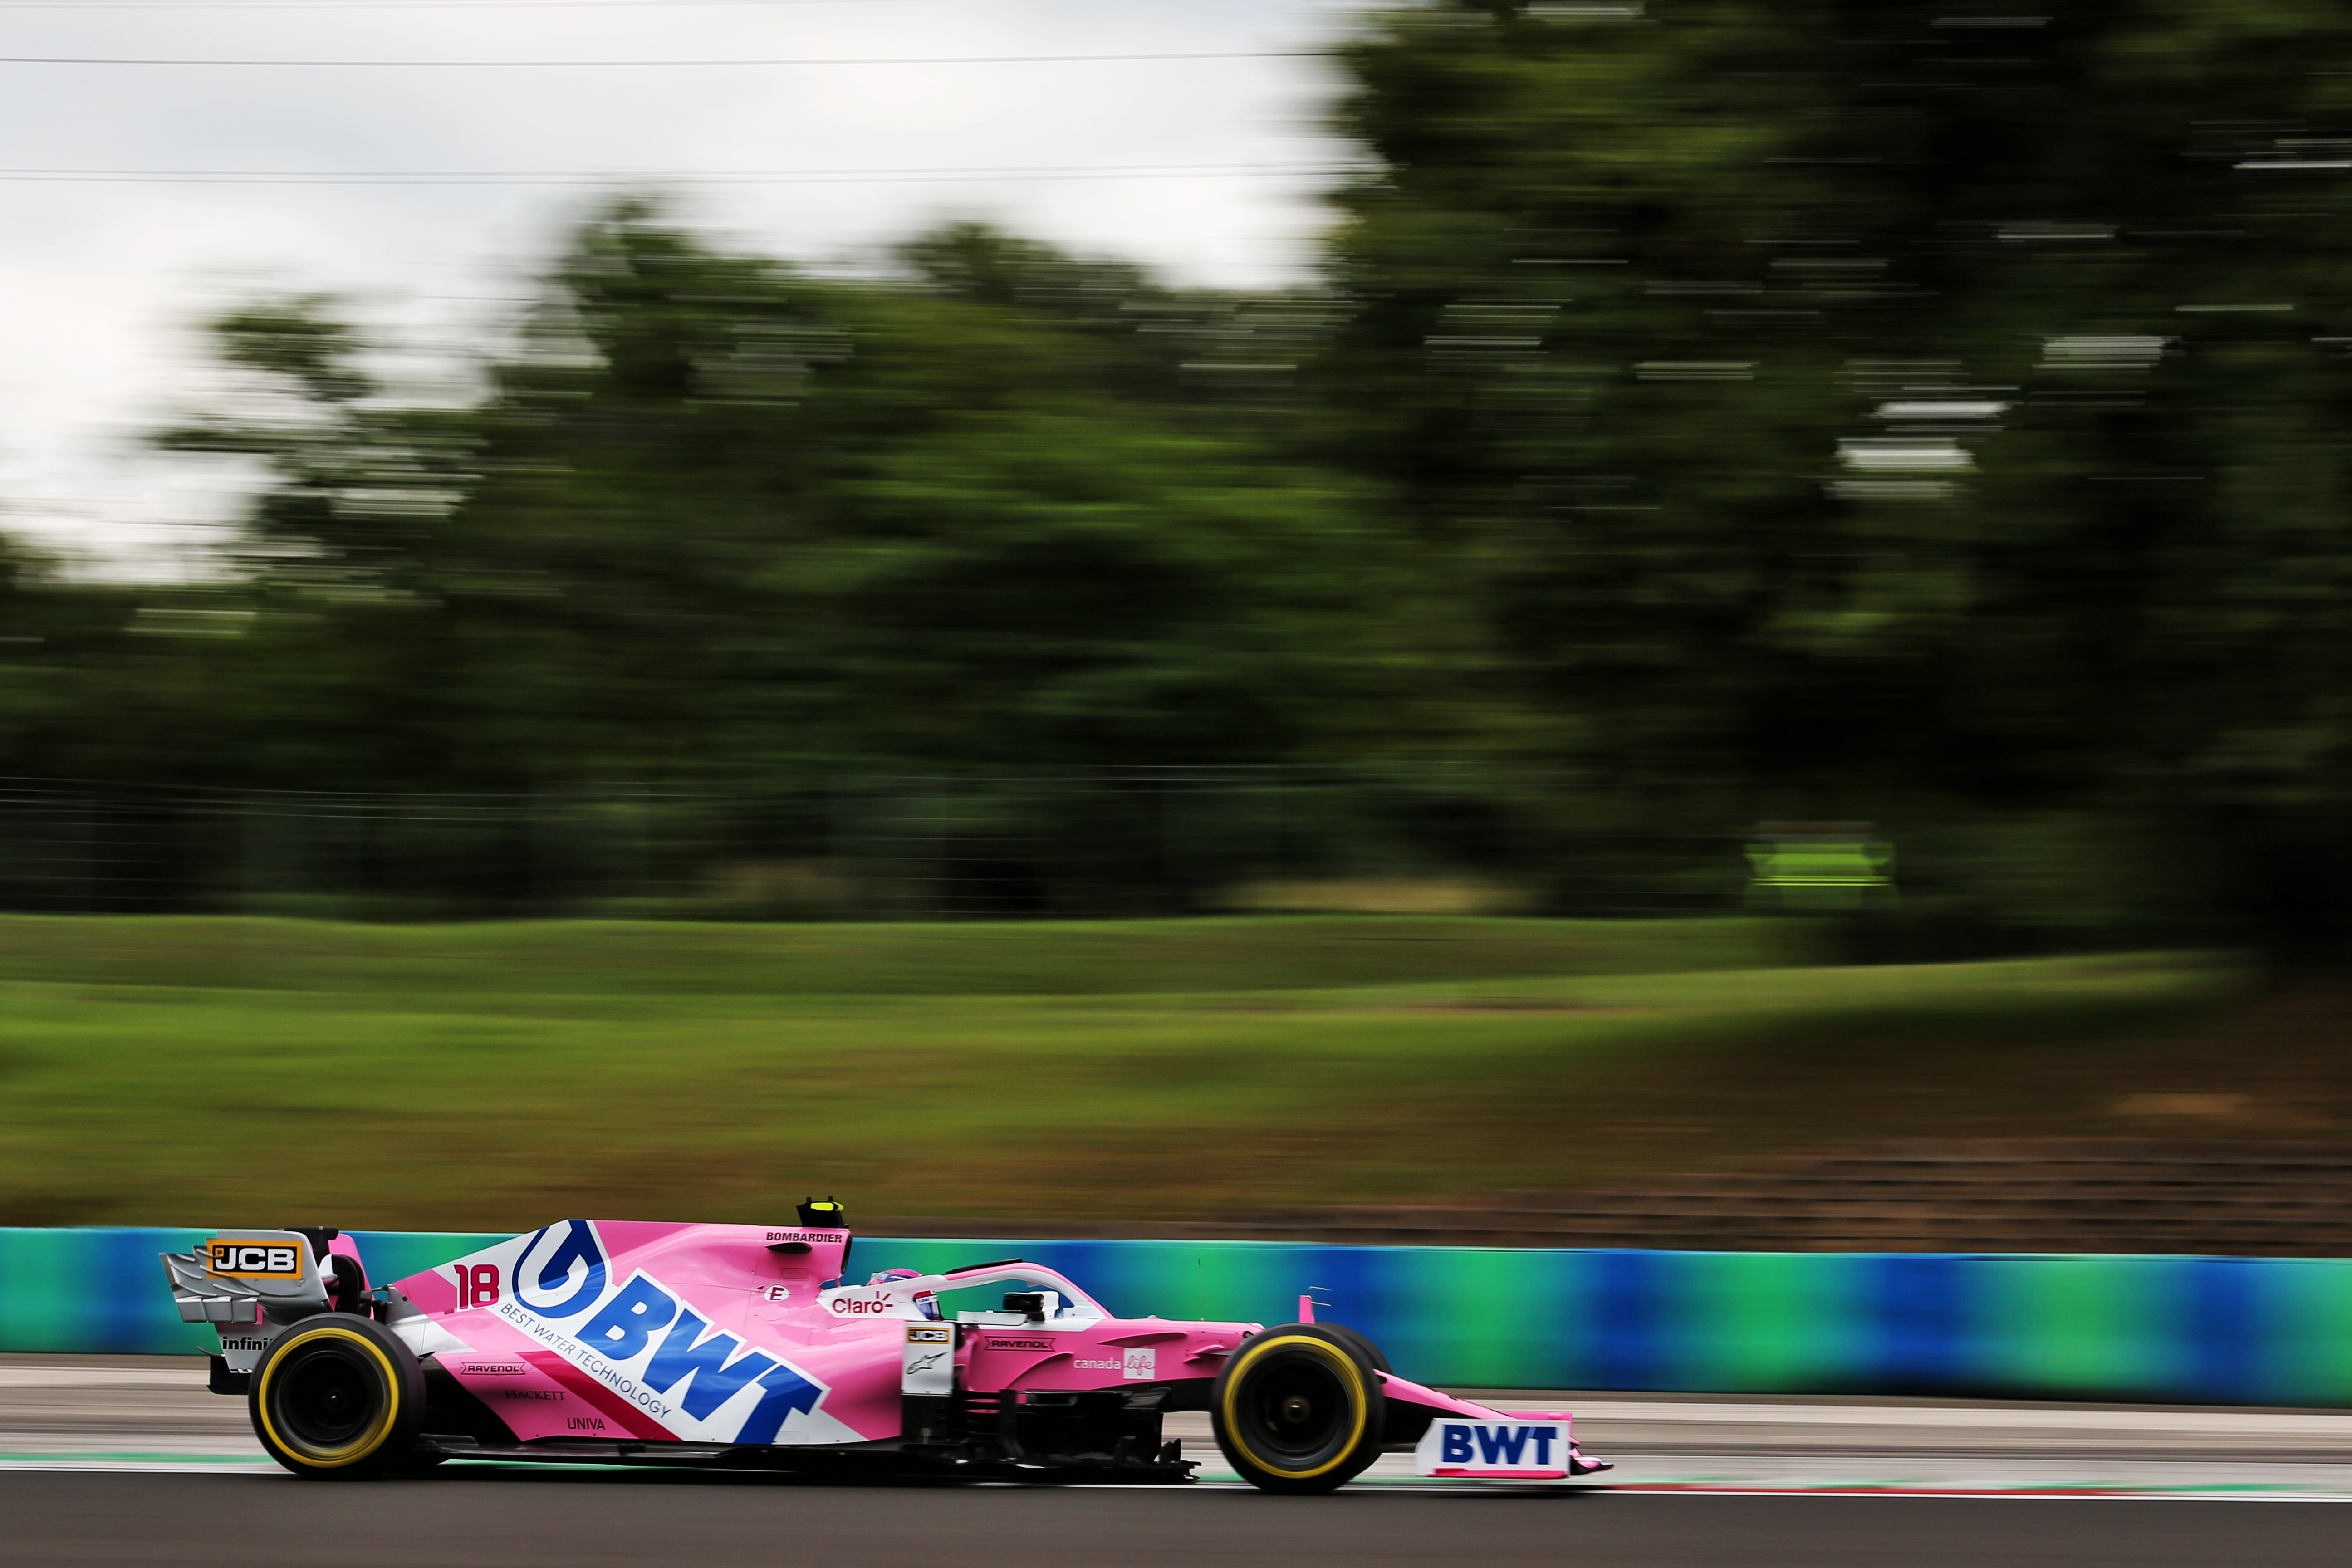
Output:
[
  {"xmin": 249, "ymin": 1313, "xmax": 426, "ymax": 1479},
  {"xmin": 1210, "ymin": 1323, "xmax": 1386, "ymax": 1494}
]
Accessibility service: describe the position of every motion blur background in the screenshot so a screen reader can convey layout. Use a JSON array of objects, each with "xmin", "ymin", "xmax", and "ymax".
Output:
[{"xmin": 4, "ymin": 0, "xmax": 2352, "ymax": 1240}]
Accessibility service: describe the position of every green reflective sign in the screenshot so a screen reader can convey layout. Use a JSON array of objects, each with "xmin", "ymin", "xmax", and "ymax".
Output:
[{"xmin": 1746, "ymin": 828, "xmax": 1895, "ymax": 911}]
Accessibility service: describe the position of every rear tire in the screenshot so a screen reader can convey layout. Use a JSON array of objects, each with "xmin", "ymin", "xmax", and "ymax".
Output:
[
  {"xmin": 249, "ymin": 1313, "xmax": 425, "ymax": 1479},
  {"xmin": 1210, "ymin": 1323, "xmax": 1385, "ymax": 1494}
]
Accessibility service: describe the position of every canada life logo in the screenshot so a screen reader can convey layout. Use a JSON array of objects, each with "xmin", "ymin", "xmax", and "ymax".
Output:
[{"xmin": 506, "ymin": 1221, "xmax": 827, "ymax": 1443}]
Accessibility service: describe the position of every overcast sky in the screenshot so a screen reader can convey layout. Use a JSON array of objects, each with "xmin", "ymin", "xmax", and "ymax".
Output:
[{"xmin": 0, "ymin": 0, "xmax": 1371, "ymax": 577}]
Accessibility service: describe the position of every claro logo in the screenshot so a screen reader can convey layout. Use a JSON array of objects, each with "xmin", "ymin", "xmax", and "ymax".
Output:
[{"xmin": 825, "ymin": 1293, "xmax": 896, "ymax": 1316}]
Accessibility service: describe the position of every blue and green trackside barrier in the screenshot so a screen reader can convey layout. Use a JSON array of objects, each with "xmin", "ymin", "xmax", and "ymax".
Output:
[{"xmin": 7, "ymin": 1228, "xmax": 2351, "ymax": 1406}]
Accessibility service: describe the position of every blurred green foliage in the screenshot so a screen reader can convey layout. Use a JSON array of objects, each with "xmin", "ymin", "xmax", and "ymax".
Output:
[
  {"xmin": 144, "ymin": 212, "xmax": 1380, "ymax": 786},
  {"xmin": 0, "ymin": 911, "xmax": 1808, "ymax": 999},
  {"xmin": 1318, "ymin": 0, "xmax": 2352, "ymax": 958},
  {"xmin": 0, "ymin": 915, "xmax": 2224, "ymax": 1227},
  {"xmin": 3, "ymin": 5, "xmax": 2352, "ymax": 952}
]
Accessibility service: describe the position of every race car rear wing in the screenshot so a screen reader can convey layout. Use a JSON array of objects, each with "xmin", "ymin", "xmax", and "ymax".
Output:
[
  {"xmin": 162, "ymin": 1229, "xmax": 387, "ymax": 1387},
  {"xmin": 160, "ymin": 1230, "xmax": 332, "ymax": 1328}
]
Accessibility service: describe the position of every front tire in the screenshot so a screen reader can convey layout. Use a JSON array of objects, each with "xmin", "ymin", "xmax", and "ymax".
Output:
[
  {"xmin": 1210, "ymin": 1323, "xmax": 1385, "ymax": 1494},
  {"xmin": 1319, "ymin": 1322, "xmax": 1391, "ymax": 1374},
  {"xmin": 249, "ymin": 1314, "xmax": 425, "ymax": 1479}
]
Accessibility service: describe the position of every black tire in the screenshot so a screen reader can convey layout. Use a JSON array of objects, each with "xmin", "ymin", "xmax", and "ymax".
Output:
[
  {"xmin": 249, "ymin": 1313, "xmax": 425, "ymax": 1479},
  {"xmin": 1210, "ymin": 1323, "xmax": 1385, "ymax": 1494},
  {"xmin": 1319, "ymin": 1322, "xmax": 1392, "ymax": 1375}
]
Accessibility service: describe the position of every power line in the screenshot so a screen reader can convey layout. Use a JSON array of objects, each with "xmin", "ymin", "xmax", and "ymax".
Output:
[
  {"xmin": 0, "ymin": 48, "xmax": 1307, "ymax": 67},
  {"xmin": 0, "ymin": 161, "xmax": 1358, "ymax": 185},
  {"xmin": 0, "ymin": 1, "xmax": 922, "ymax": 7}
]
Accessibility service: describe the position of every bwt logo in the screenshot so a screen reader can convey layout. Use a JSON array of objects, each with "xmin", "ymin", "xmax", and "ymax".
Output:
[
  {"xmin": 512, "ymin": 1221, "xmax": 609, "ymax": 1318},
  {"xmin": 1438, "ymin": 1423, "xmax": 1559, "ymax": 1468},
  {"xmin": 206, "ymin": 1242, "xmax": 300, "ymax": 1278},
  {"xmin": 509, "ymin": 1221, "xmax": 827, "ymax": 1443}
]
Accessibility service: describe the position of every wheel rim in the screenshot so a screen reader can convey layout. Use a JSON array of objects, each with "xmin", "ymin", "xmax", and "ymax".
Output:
[
  {"xmin": 280, "ymin": 1350, "xmax": 372, "ymax": 1446},
  {"xmin": 260, "ymin": 1329, "xmax": 397, "ymax": 1464},
  {"xmin": 1223, "ymin": 1337, "xmax": 1366, "ymax": 1479}
]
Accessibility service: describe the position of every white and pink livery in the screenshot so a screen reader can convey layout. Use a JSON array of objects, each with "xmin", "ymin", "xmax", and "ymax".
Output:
[{"xmin": 163, "ymin": 1203, "xmax": 1609, "ymax": 1493}]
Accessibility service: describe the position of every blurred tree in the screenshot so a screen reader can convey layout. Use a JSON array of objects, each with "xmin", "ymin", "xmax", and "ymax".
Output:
[
  {"xmin": 145, "ymin": 295, "xmax": 480, "ymax": 789},
  {"xmin": 1323, "ymin": 0, "xmax": 2352, "ymax": 956},
  {"xmin": 149, "ymin": 206, "xmax": 1385, "ymax": 804},
  {"xmin": 0, "ymin": 534, "xmax": 83, "ymax": 766},
  {"xmin": 156, "ymin": 296, "xmax": 476, "ymax": 596},
  {"xmin": 110, "ymin": 2, "xmax": 2352, "ymax": 945}
]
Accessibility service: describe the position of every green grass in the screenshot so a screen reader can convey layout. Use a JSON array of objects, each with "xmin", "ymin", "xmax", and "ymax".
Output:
[
  {"xmin": 0, "ymin": 915, "xmax": 2283, "ymax": 1232},
  {"xmin": 0, "ymin": 913, "xmax": 1808, "ymax": 1000}
]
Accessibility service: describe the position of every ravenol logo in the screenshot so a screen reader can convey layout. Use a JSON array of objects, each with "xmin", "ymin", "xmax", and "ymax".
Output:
[
  {"xmin": 506, "ymin": 1221, "xmax": 825, "ymax": 1444},
  {"xmin": 206, "ymin": 1241, "xmax": 302, "ymax": 1278}
]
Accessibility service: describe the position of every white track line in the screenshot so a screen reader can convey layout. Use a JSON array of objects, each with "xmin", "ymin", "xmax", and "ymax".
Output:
[
  {"xmin": 0, "ymin": 1455, "xmax": 2346, "ymax": 1498},
  {"xmin": 0, "ymin": 1368, "xmax": 209, "ymax": 1387}
]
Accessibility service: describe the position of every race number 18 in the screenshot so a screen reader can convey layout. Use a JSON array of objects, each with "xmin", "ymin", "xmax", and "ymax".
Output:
[{"xmin": 455, "ymin": 1264, "xmax": 500, "ymax": 1309}]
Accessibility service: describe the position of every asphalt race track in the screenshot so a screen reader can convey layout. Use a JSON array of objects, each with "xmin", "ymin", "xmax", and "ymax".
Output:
[
  {"xmin": 6, "ymin": 1357, "xmax": 2349, "ymax": 1566},
  {"xmin": 5, "ymin": 1470, "xmax": 2349, "ymax": 1568}
]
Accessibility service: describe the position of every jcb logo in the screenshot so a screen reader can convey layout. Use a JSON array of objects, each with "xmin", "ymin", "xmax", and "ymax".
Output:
[{"xmin": 206, "ymin": 1242, "xmax": 301, "ymax": 1278}]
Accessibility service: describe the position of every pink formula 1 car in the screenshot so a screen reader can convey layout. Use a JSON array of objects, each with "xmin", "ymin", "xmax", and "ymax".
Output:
[{"xmin": 160, "ymin": 1203, "xmax": 1610, "ymax": 1493}]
